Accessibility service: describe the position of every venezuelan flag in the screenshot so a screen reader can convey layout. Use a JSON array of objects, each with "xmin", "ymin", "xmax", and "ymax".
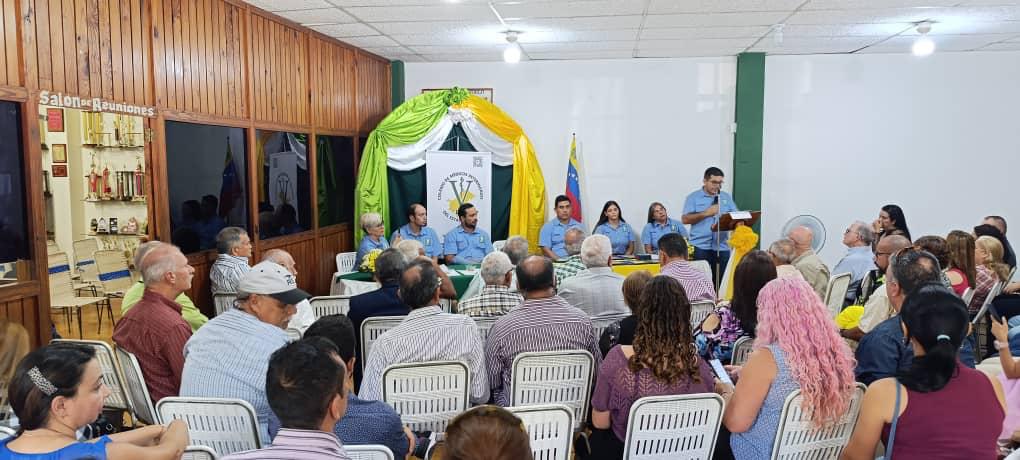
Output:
[{"xmin": 566, "ymin": 135, "xmax": 582, "ymax": 222}]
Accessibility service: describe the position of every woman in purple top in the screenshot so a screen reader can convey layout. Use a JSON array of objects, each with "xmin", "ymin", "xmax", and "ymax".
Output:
[
  {"xmin": 698, "ymin": 250, "xmax": 776, "ymax": 362},
  {"xmin": 842, "ymin": 286, "xmax": 1005, "ymax": 460},
  {"xmin": 590, "ymin": 275, "xmax": 717, "ymax": 459}
]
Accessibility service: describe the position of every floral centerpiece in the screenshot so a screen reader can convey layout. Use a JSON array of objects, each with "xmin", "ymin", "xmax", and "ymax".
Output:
[{"xmin": 359, "ymin": 249, "xmax": 383, "ymax": 273}]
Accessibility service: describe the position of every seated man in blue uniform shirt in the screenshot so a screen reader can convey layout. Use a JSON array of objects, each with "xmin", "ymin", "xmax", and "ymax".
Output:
[
  {"xmin": 539, "ymin": 195, "xmax": 584, "ymax": 261},
  {"xmin": 443, "ymin": 203, "xmax": 493, "ymax": 265},
  {"xmin": 391, "ymin": 203, "xmax": 442, "ymax": 262}
]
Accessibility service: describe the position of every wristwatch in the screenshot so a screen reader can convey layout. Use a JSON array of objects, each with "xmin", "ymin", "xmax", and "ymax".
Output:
[{"xmin": 995, "ymin": 340, "xmax": 1010, "ymax": 352}]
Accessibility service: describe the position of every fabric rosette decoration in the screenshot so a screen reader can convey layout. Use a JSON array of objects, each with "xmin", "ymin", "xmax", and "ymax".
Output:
[{"xmin": 722, "ymin": 225, "xmax": 760, "ymax": 300}]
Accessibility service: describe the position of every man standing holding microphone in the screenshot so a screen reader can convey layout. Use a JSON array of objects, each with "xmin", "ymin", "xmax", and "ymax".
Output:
[{"xmin": 682, "ymin": 167, "xmax": 737, "ymax": 286}]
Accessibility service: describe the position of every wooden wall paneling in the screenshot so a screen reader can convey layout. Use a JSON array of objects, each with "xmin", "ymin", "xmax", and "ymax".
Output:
[
  {"xmin": 97, "ymin": 0, "xmax": 113, "ymax": 98},
  {"xmin": 73, "ymin": 0, "xmax": 89, "ymax": 96},
  {"xmin": 0, "ymin": 295, "xmax": 42, "ymax": 347},
  {"xmin": 185, "ymin": 251, "xmax": 215, "ymax": 318},
  {"xmin": 19, "ymin": 0, "xmax": 37, "ymax": 90},
  {"xmin": 1, "ymin": 0, "xmax": 19, "ymax": 85},
  {"xmin": 60, "ymin": 0, "xmax": 76, "ymax": 94},
  {"xmin": 317, "ymin": 224, "xmax": 352, "ymax": 296},
  {"xmin": 356, "ymin": 53, "xmax": 390, "ymax": 133},
  {"xmin": 249, "ymin": 15, "xmax": 309, "ymax": 126},
  {"xmin": 310, "ymin": 38, "xmax": 356, "ymax": 132},
  {"xmin": 34, "ymin": 0, "xmax": 51, "ymax": 90},
  {"xmin": 151, "ymin": 0, "xmax": 166, "ymax": 106},
  {"xmin": 46, "ymin": 0, "xmax": 63, "ymax": 93},
  {"xmin": 108, "ymin": 0, "xmax": 123, "ymax": 101}
]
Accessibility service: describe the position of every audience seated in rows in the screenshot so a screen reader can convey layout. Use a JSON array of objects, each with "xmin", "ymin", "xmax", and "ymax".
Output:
[
  {"xmin": 971, "ymin": 235, "xmax": 1011, "ymax": 312},
  {"xmin": 460, "ymin": 236, "xmax": 528, "ymax": 300},
  {"xmin": 539, "ymin": 195, "xmax": 584, "ymax": 261},
  {"xmin": 559, "ymin": 234, "xmax": 629, "ymax": 318},
  {"xmin": 209, "ymin": 226, "xmax": 252, "ymax": 294},
  {"xmin": 698, "ymin": 250, "xmax": 777, "ymax": 362},
  {"xmin": 841, "ymin": 235, "xmax": 911, "ymax": 342},
  {"xmin": 121, "ymin": 240, "xmax": 207, "ymax": 331},
  {"xmin": 834, "ymin": 221, "xmax": 876, "ymax": 305},
  {"xmin": 723, "ymin": 278, "xmax": 857, "ymax": 460},
  {"xmin": 225, "ymin": 338, "xmax": 353, "ymax": 460},
  {"xmin": 767, "ymin": 238, "xmax": 804, "ymax": 281},
  {"xmin": 180, "ymin": 261, "xmax": 309, "ymax": 443},
  {"xmin": 262, "ymin": 249, "xmax": 316, "ymax": 333},
  {"xmin": 976, "ymin": 221, "xmax": 1016, "ymax": 269},
  {"xmin": 1, "ymin": 342, "xmax": 189, "ymax": 459},
  {"xmin": 356, "ymin": 212, "xmax": 389, "ymax": 268},
  {"xmin": 360, "ymin": 259, "xmax": 489, "ymax": 404},
  {"xmin": 589, "ymin": 275, "xmax": 717, "ymax": 459},
  {"xmin": 486, "ymin": 256, "xmax": 602, "ymax": 406},
  {"xmin": 457, "ymin": 251, "xmax": 523, "ymax": 318},
  {"xmin": 787, "ymin": 225, "xmax": 831, "ymax": 300},
  {"xmin": 913, "ymin": 235, "xmax": 954, "ymax": 289},
  {"xmin": 113, "ymin": 243, "xmax": 194, "ymax": 403},
  {"xmin": 430, "ymin": 406, "xmax": 533, "ymax": 460},
  {"xmin": 945, "ymin": 230, "xmax": 977, "ymax": 297},
  {"xmin": 843, "ymin": 286, "xmax": 1005, "ymax": 459},
  {"xmin": 347, "ymin": 248, "xmax": 408, "ymax": 389},
  {"xmin": 657, "ymin": 233, "xmax": 715, "ymax": 302},
  {"xmin": 552, "ymin": 228, "xmax": 587, "ymax": 285},
  {"xmin": 598, "ymin": 270, "xmax": 653, "ymax": 357}
]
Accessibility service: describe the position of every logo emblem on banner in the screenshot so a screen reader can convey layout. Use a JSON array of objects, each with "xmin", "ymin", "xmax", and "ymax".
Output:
[{"xmin": 438, "ymin": 172, "xmax": 487, "ymax": 222}]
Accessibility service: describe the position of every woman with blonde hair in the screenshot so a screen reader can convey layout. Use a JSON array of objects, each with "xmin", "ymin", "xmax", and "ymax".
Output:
[
  {"xmin": 945, "ymin": 230, "xmax": 977, "ymax": 297},
  {"xmin": 970, "ymin": 235, "xmax": 1010, "ymax": 313},
  {"xmin": 723, "ymin": 278, "xmax": 857, "ymax": 459}
]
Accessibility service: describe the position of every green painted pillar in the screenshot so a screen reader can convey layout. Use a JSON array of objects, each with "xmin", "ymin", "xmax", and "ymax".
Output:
[
  {"xmin": 391, "ymin": 60, "xmax": 405, "ymax": 109},
  {"xmin": 732, "ymin": 53, "xmax": 765, "ymax": 232}
]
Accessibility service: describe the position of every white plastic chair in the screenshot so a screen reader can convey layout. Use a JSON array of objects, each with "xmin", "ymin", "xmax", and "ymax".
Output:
[
  {"xmin": 48, "ymin": 252, "xmax": 106, "ymax": 338},
  {"xmin": 115, "ymin": 346, "xmax": 158, "ymax": 425},
  {"xmin": 213, "ymin": 293, "xmax": 236, "ymax": 316},
  {"xmin": 623, "ymin": 393, "xmax": 725, "ymax": 460},
  {"xmin": 156, "ymin": 397, "xmax": 262, "ymax": 456},
  {"xmin": 381, "ymin": 361, "xmax": 470, "ymax": 433},
  {"xmin": 361, "ymin": 315, "xmax": 407, "ymax": 370},
  {"xmin": 510, "ymin": 350, "xmax": 595, "ymax": 431},
  {"xmin": 473, "ymin": 316, "xmax": 499, "ymax": 342},
  {"xmin": 961, "ymin": 287, "xmax": 975, "ymax": 305},
  {"xmin": 824, "ymin": 273, "xmax": 853, "ymax": 318},
  {"xmin": 0, "ymin": 426, "xmax": 14, "ymax": 440},
  {"xmin": 182, "ymin": 445, "xmax": 219, "ymax": 460},
  {"xmin": 52, "ymin": 339, "xmax": 131, "ymax": 413},
  {"xmin": 972, "ymin": 281, "xmax": 1005, "ymax": 325},
  {"xmin": 690, "ymin": 300, "xmax": 716, "ymax": 331},
  {"xmin": 72, "ymin": 237, "xmax": 101, "ymax": 294},
  {"xmin": 285, "ymin": 328, "xmax": 302, "ymax": 342},
  {"xmin": 508, "ymin": 404, "xmax": 574, "ymax": 460},
  {"xmin": 730, "ymin": 336, "xmax": 754, "ymax": 366},
  {"xmin": 347, "ymin": 444, "xmax": 396, "ymax": 460},
  {"xmin": 769, "ymin": 383, "xmax": 866, "ymax": 459},
  {"xmin": 493, "ymin": 240, "xmax": 507, "ymax": 252},
  {"xmin": 336, "ymin": 252, "xmax": 357, "ymax": 274},
  {"xmin": 94, "ymin": 249, "xmax": 134, "ymax": 297},
  {"xmin": 591, "ymin": 313, "xmax": 629, "ymax": 342},
  {"xmin": 309, "ymin": 295, "xmax": 352, "ymax": 318},
  {"xmin": 439, "ymin": 298, "xmax": 454, "ymax": 313},
  {"xmin": 690, "ymin": 260, "xmax": 713, "ymax": 280}
]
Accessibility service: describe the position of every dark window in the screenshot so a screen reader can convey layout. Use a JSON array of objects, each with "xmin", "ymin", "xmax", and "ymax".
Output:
[
  {"xmin": 257, "ymin": 131, "xmax": 310, "ymax": 239},
  {"xmin": 165, "ymin": 121, "xmax": 248, "ymax": 254},
  {"xmin": 0, "ymin": 101, "xmax": 29, "ymax": 264},
  {"xmin": 316, "ymin": 135, "xmax": 356, "ymax": 227}
]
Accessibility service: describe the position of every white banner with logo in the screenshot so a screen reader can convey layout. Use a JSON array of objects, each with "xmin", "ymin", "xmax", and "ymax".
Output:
[
  {"xmin": 426, "ymin": 151, "xmax": 492, "ymax": 238},
  {"xmin": 268, "ymin": 151, "xmax": 299, "ymax": 222}
]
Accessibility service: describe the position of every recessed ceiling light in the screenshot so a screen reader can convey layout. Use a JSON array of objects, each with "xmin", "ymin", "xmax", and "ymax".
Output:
[
  {"xmin": 912, "ymin": 21, "xmax": 935, "ymax": 57},
  {"xmin": 503, "ymin": 31, "xmax": 521, "ymax": 63}
]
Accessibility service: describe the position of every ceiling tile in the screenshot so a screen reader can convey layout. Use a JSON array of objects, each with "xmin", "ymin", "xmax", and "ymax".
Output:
[
  {"xmin": 528, "ymin": 50, "xmax": 635, "ymax": 60},
  {"xmin": 339, "ymin": 35, "xmax": 401, "ymax": 47},
  {"xmin": 345, "ymin": 4, "xmax": 495, "ymax": 22},
  {"xmin": 517, "ymin": 29, "xmax": 640, "ymax": 43},
  {"xmin": 361, "ymin": 46, "xmax": 415, "ymax": 56},
  {"xmin": 898, "ymin": 19, "xmax": 1020, "ymax": 35},
  {"xmin": 369, "ymin": 21, "xmax": 498, "ymax": 35},
  {"xmin": 328, "ymin": 0, "xmax": 492, "ymax": 5},
  {"xmin": 801, "ymin": 0, "xmax": 962, "ymax": 10},
  {"xmin": 752, "ymin": 36, "xmax": 881, "ymax": 52},
  {"xmin": 522, "ymin": 40, "xmax": 638, "ymax": 52},
  {"xmin": 859, "ymin": 32, "xmax": 1019, "ymax": 52},
  {"xmin": 643, "ymin": 12, "xmax": 791, "ymax": 28},
  {"xmin": 778, "ymin": 23, "xmax": 912, "ymax": 37},
  {"xmin": 494, "ymin": 0, "xmax": 647, "ymax": 19},
  {"xmin": 389, "ymin": 54, "xmax": 426, "ymax": 62},
  {"xmin": 310, "ymin": 23, "xmax": 379, "ymax": 36},
  {"xmin": 638, "ymin": 38, "xmax": 757, "ymax": 50},
  {"xmin": 979, "ymin": 41, "xmax": 1020, "ymax": 50},
  {"xmin": 389, "ymin": 33, "xmax": 505, "ymax": 46},
  {"xmin": 275, "ymin": 8, "xmax": 357, "ymax": 24},
  {"xmin": 788, "ymin": 6, "xmax": 1020, "ymax": 25},
  {"xmin": 635, "ymin": 48, "xmax": 740, "ymax": 57},
  {"xmin": 246, "ymin": 0, "xmax": 333, "ymax": 11},
  {"xmin": 408, "ymin": 44, "xmax": 504, "ymax": 54},
  {"xmin": 505, "ymin": 15, "xmax": 645, "ymax": 30},
  {"xmin": 647, "ymin": 0, "xmax": 803, "ymax": 14},
  {"xmin": 416, "ymin": 52, "xmax": 503, "ymax": 62},
  {"xmin": 639, "ymin": 26, "xmax": 771, "ymax": 39}
]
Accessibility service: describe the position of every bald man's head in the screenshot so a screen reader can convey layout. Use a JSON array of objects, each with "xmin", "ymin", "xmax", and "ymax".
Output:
[
  {"xmin": 875, "ymin": 234, "xmax": 912, "ymax": 271},
  {"xmin": 787, "ymin": 226, "xmax": 814, "ymax": 253},
  {"xmin": 262, "ymin": 249, "xmax": 298, "ymax": 276},
  {"xmin": 516, "ymin": 256, "xmax": 555, "ymax": 293},
  {"xmin": 134, "ymin": 241, "xmax": 166, "ymax": 272}
]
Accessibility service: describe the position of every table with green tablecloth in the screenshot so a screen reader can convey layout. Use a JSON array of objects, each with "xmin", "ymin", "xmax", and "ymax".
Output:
[{"xmin": 335, "ymin": 264, "xmax": 479, "ymax": 299}]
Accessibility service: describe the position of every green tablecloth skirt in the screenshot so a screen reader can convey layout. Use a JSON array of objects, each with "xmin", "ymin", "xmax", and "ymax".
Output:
[{"xmin": 338, "ymin": 264, "xmax": 478, "ymax": 299}]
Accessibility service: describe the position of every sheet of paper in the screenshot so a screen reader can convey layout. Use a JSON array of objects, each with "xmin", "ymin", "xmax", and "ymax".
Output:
[{"xmin": 729, "ymin": 211, "xmax": 752, "ymax": 220}]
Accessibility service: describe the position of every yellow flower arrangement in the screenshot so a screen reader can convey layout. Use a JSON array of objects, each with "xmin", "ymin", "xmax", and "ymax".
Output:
[
  {"xmin": 722, "ymin": 225, "xmax": 761, "ymax": 299},
  {"xmin": 359, "ymin": 249, "xmax": 383, "ymax": 273}
]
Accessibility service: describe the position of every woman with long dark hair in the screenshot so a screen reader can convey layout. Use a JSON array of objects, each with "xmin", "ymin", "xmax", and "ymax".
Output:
[
  {"xmin": 590, "ymin": 275, "xmax": 718, "ymax": 459},
  {"xmin": 698, "ymin": 250, "xmax": 777, "ymax": 362},
  {"xmin": 873, "ymin": 204, "xmax": 911, "ymax": 242},
  {"xmin": 946, "ymin": 230, "xmax": 977, "ymax": 296},
  {"xmin": 0, "ymin": 343, "xmax": 189, "ymax": 459},
  {"xmin": 594, "ymin": 201, "xmax": 637, "ymax": 256},
  {"xmin": 842, "ymin": 286, "xmax": 1005, "ymax": 459}
]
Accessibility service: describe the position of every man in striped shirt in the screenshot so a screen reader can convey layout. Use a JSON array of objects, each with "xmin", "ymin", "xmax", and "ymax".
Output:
[
  {"xmin": 360, "ymin": 259, "xmax": 490, "ymax": 404},
  {"xmin": 657, "ymin": 233, "xmax": 716, "ymax": 302},
  {"xmin": 486, "ymin": 256, "xmax": 602, "ymax": 406},
  {"xmin": 224, "ymin": 338, "xmax": 352, "ymax": 460},
  {"xmin": 459, "ymin": 251, "xmax": 523, "ymax": 318},
  {"xmin": 209, "ymin": 226, "xmax": 252, "ymax": 294}
]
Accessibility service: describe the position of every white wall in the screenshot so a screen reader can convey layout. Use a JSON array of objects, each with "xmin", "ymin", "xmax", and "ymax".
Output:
[
  {"xmin": 762, "ymin": 51, "xmax": 1020, "ymax": 267},
  {"xmin": 405, "ymin": 58, "xmax": 737, "ymax": 235}
]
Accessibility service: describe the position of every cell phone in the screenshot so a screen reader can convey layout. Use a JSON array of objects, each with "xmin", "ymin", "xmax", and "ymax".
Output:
[
  {"xmin": 989, "ymin": 303, "xmax": 1003, "ymax": 323},
  {"xmin": 709, "ymin": 358, "xmax": 733, "ymax": 386}
]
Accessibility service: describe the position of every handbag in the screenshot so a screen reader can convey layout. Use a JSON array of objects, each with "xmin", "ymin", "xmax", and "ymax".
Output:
[{"xmin": 879, "ymin": 380, "xmax": 903, "ymax": 460}]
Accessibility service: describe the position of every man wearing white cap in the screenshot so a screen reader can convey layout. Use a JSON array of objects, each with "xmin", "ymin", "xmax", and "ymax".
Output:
[{"xmin": 180, "ymin": 260, "xmax": 311, "ymax": 443}]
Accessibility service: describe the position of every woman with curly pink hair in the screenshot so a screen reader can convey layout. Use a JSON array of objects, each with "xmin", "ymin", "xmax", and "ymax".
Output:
[{"xmin": 722, "ymin": 277, "xmax": 857, "ymax": 459}]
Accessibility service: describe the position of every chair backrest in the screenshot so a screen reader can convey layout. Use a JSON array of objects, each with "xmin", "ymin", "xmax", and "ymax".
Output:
[
  {"xmin": 493, "ymin": 240, "xmax": 507, "ymax": 252},
  {"xmin": 46, "ymin": 240, "xmax": 60, "ymax": 255},
  {"xmin": 51, "ymin": 339, "xmax": 131, "ymax": 411},
  {"xmin": 0, "ymin": 425, "xmax": 14, "ymax": 440},
  {"xmin": 73, "ymin": 238, "xmax": 101, "ymax": 282},
  {"xmin": 309, "ymin": 295, "xmax": 352, "ymax": 318},
  {"xmin": 94, "ymin": 249, "xmax": 134, "ymax": 293},
  {"xmin": 347, "ymin": 444, "xmax": 396, "ymax": 460},
  {"xmin": 156, "ymin": 397, "xmax": 262, "ymax": 455},
  {"xmin": 336, "ymin": 252, "xmax": 357, "ymax": 274},
  {"xmin": 623, "ymin": 393, "xmax": 725, "ymax": 460},
  {"xmin": 381, "ymin": 361, "xmax": 470, "ymax": 433},
  {"xmin": 690, "ymin": 300, "xmax": 716, "ymax": 331},
  {"xmin": 47, "ymin": 252, "xmax": 76, "ymax": 301},
  {"xmin": 510, "ymin": 350, "xmax": 595, "ymax": 430},
  {"xmin": 690, "ymin": 260, "xmax": 713, "ymax": 280},
  {"xmin": 115, "ymin": 346, "xmax": 158, "ymax": 425},
  {"xmin": 213, "ymin": 293, "xmax": 237, "ymax": 316},
  {"xmin": 438, "ymin": 298, "xmax": 454, "ymax": 313},
  {"xmin": 1009, "ymin": 266, "xmax": 1017, "ymax": 283},
  {"xmin": 361, "ymin": 316, "xmax": 407, "ymax": 370},
  {"xmin": 591, "ymin": 314, "xmax": 629, "ymax": 343},
  {"xmin": 972, "ymin": 281, "xmax": 1005, "ymax": 325},
  {"xmin": 285, "ymin": 328, "xmax": 302, "ymax": 342},
  {"xmin": 182, "ymin": 445, "xmax": 219, "ymax": 460},
  {"xmin": 730, "ymin": 336, "xmax": 754, "ymax": 366},
  {"xmin": 473, "ymin": 316, "xmax": 499, "ymax": 342},
  {"xmin": 859, "ymin": 272, "xmax": 874, "ymax": 301},
  {"xmin": 508, "ymin": 404, "xmax": 574, "ymax": 460},
  {"xmin": 769, "ymin": 383, "xmax": 866, "ymax": 459},
  {"xmin": 961, "ymin": 287, "xmax": 975, "ymax": 305},
  {"xmin": 824, "ymin": 273, "xmax": 853, "ymax": 318}
]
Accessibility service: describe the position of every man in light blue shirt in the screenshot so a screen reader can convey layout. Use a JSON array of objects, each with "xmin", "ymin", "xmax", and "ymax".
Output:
[
  {"xmin": 391, "ymin": 203, "xmax": 442, "ymax": 262},
  {"xmin": 682, "ymin": 167, "xmax": 737, "ymax": 283},
  {"xmin": 834, "ymin": 221, "xmax": 877, "ymax": 304},
  {"xmin": 539, "ymin": 195, "xmax": 584, "ymax": 261},
  {"xmin": 443, "ymin": 203, "xmax": 493, "ymax": 264}
]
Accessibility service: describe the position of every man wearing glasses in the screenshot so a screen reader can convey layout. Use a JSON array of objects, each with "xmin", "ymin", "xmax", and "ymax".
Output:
[
  {"xmin": 841, "ymin": 235, "xmax": 911, "ymax": 341},
  {"xmin": 834, "ymin": 221, "xmax": 877, "ymax": 305},
  {"xmin": 683, "ymin": 166, "xmax": 737, "ymax": 284}
]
